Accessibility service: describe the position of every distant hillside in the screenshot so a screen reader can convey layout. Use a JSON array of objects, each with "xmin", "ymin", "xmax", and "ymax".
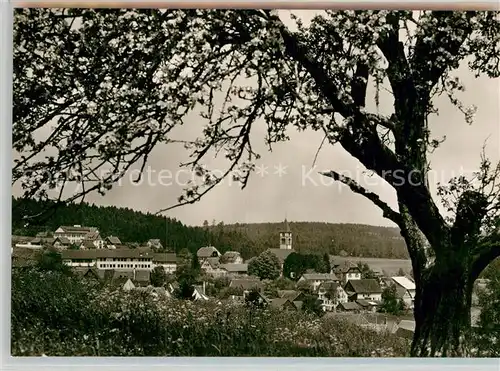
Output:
[
  {"xmin": 12, "ymin": 198, "xmax": 409, "ymax": 259},
  {"xmin": 206, "ymin": 221, "xmax": 409, "ymax": 259}
]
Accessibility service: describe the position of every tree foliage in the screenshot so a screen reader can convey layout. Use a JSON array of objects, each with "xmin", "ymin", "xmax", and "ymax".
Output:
[
  {"xmin": 248, "ymin": 250, "xmax": 281, "ymax": 280},
  {"xmin": 13, "ymin": 9, "xmax": 500, "ymax": 356},
  {"xmin": 150, "ymin": 266, "xmax": 167, "ymax": 287},
  {"xmin": 379, "ymin": 285, "xmax": 406, "ymax": 315}
]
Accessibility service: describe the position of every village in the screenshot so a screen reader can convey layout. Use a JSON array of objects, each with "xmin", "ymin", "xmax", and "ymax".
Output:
[{"xmin": 10, "ymin": 219, "xmax": 453, "ymax": 341}]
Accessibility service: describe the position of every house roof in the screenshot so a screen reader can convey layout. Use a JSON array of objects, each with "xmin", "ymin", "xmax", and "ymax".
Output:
[
  {"xmin": 148, "ymin": 239, "xmax": 161, "ymax": 244},
  {"xmin": 293, "ymin": 301, "xmax": 303, "ymax": 310},
  {"xmin": 205, "ymin": 257, "xmax": 221, "ymax": 269},
  {"xmin": 338, "ymin": 301, "xmax": 361, "ymax": 311},
  {"xmin": 391, "ymin": 276, "xmax": 416, "ymax": 290},
  {"xmin": 345, "ymin": 279, "xmax": 382, "ymax": 294},
  {"xmin": 134, "ymin": 270, "xmax": 151, "ymax": 283},
  {"xmin": 270, "ymin": 298, "xmax": 294, "ymax": 309},
  {"xmin": 61, "ymin": 248, "xmax": 154, "ymax": 260},
  {"xmin": 356, "ymin": 299, "xmax": 380, "ymax": 307},
  {"xmin": 222, "ymin": 251, "xmax": 241, "ymax": 258},
  {"xmin": 397, "ymin": 319, "xmax": 416, "ymax": 332},
  {"xmin": 106, "ymin": 236, "xmax": 122, "ymax": 245},
  {"xmin": 80, "ymin": 240, "xmax": 96, "ymax": 249},
  {"xmin": 221, "ymin": 263, "xmax": 248, "ymax": 272},
  {"xmin": 278, "ymin": 290, "xmax": 301, "ymax": 301},
  {"xmin": 85, "ymin": 231, "xmax": 101, "ymax": 240},
  {"xmin": 56, "ymin": 225, "xmax": 97, "ymax": 234},
  {"xmin": 267, "ymin": 248, "xmax": 295, "ymax": 263},
  {"xmin": 122, "ymin": 278, "xmax": 135, "ymax": 291},
  {"xmin": 319, "ymin": 281, "xmax": 342, "ymax": 292},
  {"xmin": 197, "ymin": 246, "xmax": 220, "ymax": 258},
  {"xmin": 301, "ymin": 273, "xmax": 339, "ymax": 281},
  {"xmin": 54, "ymin": 236, "xmax": 71, "ymax": 245},
  {"xmin": 153, "ymin": 252, "xmax": 177, "ymax": 263},
  {"xmin": 394, "ymin": 285, "xmax": 409, "ymax": 299},
  {"xmin": 229, "ymin": 278, "xmax": 262, "ymax": 291}
]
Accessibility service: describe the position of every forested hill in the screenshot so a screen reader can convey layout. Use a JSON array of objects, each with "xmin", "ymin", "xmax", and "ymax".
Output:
[
  {"xmin": 11, "ymin": 197, "xmax": 408, "ymax": 259},
  {"xmin": 209, "ymin": 222, "xmax": 409, "ymax": 259}
]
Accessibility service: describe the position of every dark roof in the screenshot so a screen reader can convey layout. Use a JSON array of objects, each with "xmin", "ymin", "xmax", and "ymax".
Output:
[
  {"xmin": 153, "ymin": 252, "xmax": 177, "ymax": 263},
  {"xmin": 197, "ymin": 246, "xmax": 220, "ymax": 258},
  {"xmin": 319, "ymin": 281, "xmax": 341, "ymax": 292},
  {"xmin": 56, "ymin": 225, "xmax": 97, "ymax": 234},
  {"xmin": 134, "ymin": 270, "xmax": 151, "ymax": 283},
  {"xmin": 270, "ymin": 298, "xmax": 295, "ymax": 309},
  {"xmin": 54, "ymin": 236, "xmax": 71, "ymax": 245},
  {"xmin": 80, "ymin": 240, "xmax": 96, "ymax": 249},
  {"xmin": 85, "ymin": 231, "xmax": 101, "ymax": 240},
  {"xmin": 106, "ymin": 236, "xmax": 122, "ymax": 245},
  {"xmin": 338, "ymin": 301, "xmax": 361, "ymax": 311},
  {"xmin": 221, "ymin": 263, "xmax": 248, "ymax": 272},
  {"xmin": 61, "ymin": 248, "xmax": 154, "ymax": 260},
  {"xmin": 267, "ymin": 248, "xmax": 295, "ymax": 263},
  {"xmin": 229, "ymin": 278, "xmax": 262, "ymax": 291},
  {"xmin": 345, "ymin": 279, "xmax": 382, "ymax": 294},
  {"xmin": 278, "ymin": 290, "xmax": 301, "ymax": 301},
  {"xmin": 301, "ymin": 273, "xmax": 339, "ymax": 281},
  {"xmin": 356, "ymin": 299, "xmax": 380, "ymax": 307}
]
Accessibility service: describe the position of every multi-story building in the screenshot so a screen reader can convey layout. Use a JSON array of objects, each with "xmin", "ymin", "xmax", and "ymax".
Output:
[
  {"xmin": 61, "ymin": 249, "xmax": 155, "ymax": 270},
  {"xmin": 54, "ymin": 225, "xmax": 104, "ymax": 248}
]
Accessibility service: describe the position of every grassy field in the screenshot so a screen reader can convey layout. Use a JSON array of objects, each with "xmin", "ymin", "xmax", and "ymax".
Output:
[
  {"xmin": 11, "ymin": 267, "xmax": 410, "ymax": 357},
  {"xmin": 331, "ymin": 255, "xmax": 412, "ymax": 275}
]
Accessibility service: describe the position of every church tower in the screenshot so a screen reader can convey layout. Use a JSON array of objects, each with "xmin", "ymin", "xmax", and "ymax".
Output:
[{"xmin": 279, "ymin": 219, "xmax": 292, "ymax": 250}]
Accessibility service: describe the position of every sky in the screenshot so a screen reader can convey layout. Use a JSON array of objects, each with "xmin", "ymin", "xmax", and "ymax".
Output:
[{"xmin": 12, "ymin": 10, "xmax": 500, "ymax": 228}]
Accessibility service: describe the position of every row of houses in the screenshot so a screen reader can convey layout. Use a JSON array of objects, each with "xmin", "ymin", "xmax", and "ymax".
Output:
[{"xmin": 15, "ymin": 225, "xmax": 164, "ymax": 251}]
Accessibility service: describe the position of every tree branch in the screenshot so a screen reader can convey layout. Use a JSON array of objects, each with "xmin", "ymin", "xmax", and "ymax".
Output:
[
  {"xmin": 471, "ymin": 233, "xmax": 500, "ymax": 281},
  {"xmin": 320, "ymin": 170, "xmax": 402, "ymax": 226}
]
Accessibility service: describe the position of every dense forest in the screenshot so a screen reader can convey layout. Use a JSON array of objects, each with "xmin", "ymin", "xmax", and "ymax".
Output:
[{"xmin": 12, "ymin": 198, "xmax": 409, "ymax": 259}]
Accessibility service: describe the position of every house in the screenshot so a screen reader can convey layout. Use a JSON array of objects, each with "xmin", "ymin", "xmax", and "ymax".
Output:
[
  {"xmin": 54, "ymin": 225, "xmax": 101, "ymax": 245},
  {"xmin": 317, "ymin": 281, "xmax": 348, "ymax": 312},
  {"xmin": 201, "ymin": 257, "xmax": 227, "ymax": 278},
  {"xmin": 134, "ymin": 270, "xmax": 151, "ymax": 286},
  {"xmin": 244, "ymin": 290, "xmax": 270, "ymax": 306},
  {"xmin": 61, "ymin": 248, "xmax": 155, "ymax": 270},
  {"xmin": 344, "ymin": 279, "xmax": 383, "ymax": 302},
  {"xmin": 355, "ymin": 299, "xmax": 380, "ymax": 312},
  {"xmin": 80, "ymin": 239, "xmax": 97, "ymax": 250},
  {"xmin": 72, "ymin": 267, "xmax": 100, "ymax": 281},
  {"xmin": 277, "ymin": 290, "xmax": 305, "ymax": 302},
  {"xmin": 337, "ymin": 301, "xmax": 361, "ymax": 312},
  {"xmin": 298, "ymin": 273, "xmax": 340, "ymax": 292},
  {"xmin": 197, "ymin": 246, "xmax": 221, "ymax": 261},
  {"xmin": 146, "ymin": 239, "xmax": 163, "ymax": 250},
  {"xmin": 52, "ymin": 236, "xmax": 72, "ymax": 249},
  {"xmin": 333, "ymin": 261, "xmax": 362, "ymax": 284},
  {"xmin": 392, "ymin": 319, "xmax": 415, "ymax": 340},
  {"xmin": 221, "ymin": 263, "xmax": 248, "ymax": 276},
  {"xmin": 105, "ymin": 236, "xmax": 122, "ymax": 249},
  {"xmin": 292, "ymin": 301, "xmax": 303, "ymax": 311},
  {"xmin": 270, "ymin": 298, "xmax": 297, "ymax": 311},
  {"xmin": 193, "ymin": 284, "xmax": 209, "ymax": 301},
  {"xmin": 152, "ymin": 252, "xmax": 177, "ymax": 274},
  {"xmin": 168, "ymin": 282, "xmax": 180, "ymax": 295},
  {"xmin": 122, "ymin": 278, "xmax": 136, "ymax": 291},
  {"xmin": 391, "ymin": 276, "xmax": 416, "ymax": 308},
  {"xmin": 221, "ymin": 251, "xmax": 244, "ymax": 264},
  {"xmin": 14, "ymin": 239, "xmax": 43, "ymax": 249},
  {"xmin": 229, "ymin": 278, "xmax": 263, "ymax": 294}
]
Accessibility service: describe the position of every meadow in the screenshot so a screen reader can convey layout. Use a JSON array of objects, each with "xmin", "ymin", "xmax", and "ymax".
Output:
[{"xmin": 11, "ymin": 267, "xmax": 410, "ymax": 357}]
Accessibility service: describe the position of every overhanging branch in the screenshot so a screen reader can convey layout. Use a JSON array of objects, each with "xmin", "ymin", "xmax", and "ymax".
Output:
[{"xmin": 320, "ymin": 170, "xmax": 402, "ymax": 227}]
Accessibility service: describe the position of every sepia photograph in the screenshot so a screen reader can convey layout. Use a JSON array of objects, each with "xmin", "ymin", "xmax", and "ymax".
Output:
[{"xmin": 10, "ymin": 8, "xmax": 500, "ymax": 358}]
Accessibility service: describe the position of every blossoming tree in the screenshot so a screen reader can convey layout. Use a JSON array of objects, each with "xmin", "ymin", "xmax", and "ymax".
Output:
[{"xmin": 13, "ymin": 9, "xmax": 500, "ymax": 356}]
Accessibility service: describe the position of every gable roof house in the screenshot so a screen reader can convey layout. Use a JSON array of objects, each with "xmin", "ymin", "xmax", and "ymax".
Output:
[
  {"xmin": 390, "ymin": 276, "xmax": 416, "ymax": 309},
  {"xmin": 221, "ymin": 263, "xmax": 248, "ymax": 276},
  {"xmin": 152, "ymin": 252, "xmax": 177, "ymax": 274},
  {"xmin": 197, "ymin": 246, "xmax": 221, "ymax": 261},
  {"xmin": 52, "ymin": 236, "xmax": 72, "ymax": 249},
  {"xmin": 278, "ymin": 290, "xmax": 305, "ymax": 302},
  {"xmin": 333, "ymin": 261, "xmax": 362, "ymax": 284},
  {"xmin": 229, "ymin": 278, "xmax": 263, "ymax": 293},
  {"xmin": 221, "ymin": 251, "xmax": 244, "ymax": 264},
  {"xmin": 54, "ymin": 225, "xmax": 101, "ymax": 245},
  {"xmin": 298, "ymin": 273, "xmax": 340, "ymax": 292},
  {"xmin": 193, "ymin": 284, "xmax": 209, "ymax": 301},
  {"xmin": 61, "ymin": 248, "xmax": 155, "ymax": 270},
  {"xmin": 317, "ymin": 281, "xmax": 348, "ymax": 312},
  {"xmin": 201, "ymin": 257, "xmax": 227, "ymax": 278},
  {"xmin": 105, "ymin": 236, "xmax": 122, "ymax": 249},
  {"xmin": 146, "ymin": 239, "xmax": 163, "ymax": 250},
  {"xmin": 122, "ymin": 278, "xmax": 136, "ymax": 291},
  {"xmin": 270, "ymin": 298, "xmax": 297, "ymax": 311},
  {"xmin": 344, "ymin": 279, "xmax": 383, "ymax": 302}
]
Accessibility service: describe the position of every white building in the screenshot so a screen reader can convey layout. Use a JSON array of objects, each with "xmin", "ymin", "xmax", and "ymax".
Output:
[
  {"xmin": 298, "ymin": 273, "xmax": 340, "ymax": 292},
  {"xmin": 54, "ymin": 225, "xmax": 103, "ymax": 247},
  {"xmin": 152, "ymin": 252, "xmax": 177, "ymax": 274},
  {"xmin": 317, "ymin": 281, "xmax": 348, "ymax": 311},
  {"xmin": 344, "ymin": 279, "xmax": 383, "ymax": 302},
  {"xmin": 391, "ymin": 276, "xmax": 416, "ymax": 308},
  {"xmin": 61, "ymin": 248, "xmax": 154, "ymax": 270}
]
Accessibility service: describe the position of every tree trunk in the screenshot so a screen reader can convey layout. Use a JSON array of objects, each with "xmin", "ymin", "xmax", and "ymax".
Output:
[{"xmin": 411, "ymin": 259, "xmax": 474, "ymax": 357}]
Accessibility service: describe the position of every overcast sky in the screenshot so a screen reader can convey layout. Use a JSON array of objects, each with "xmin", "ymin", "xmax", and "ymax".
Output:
[{"xmin": 12, "ymin": 10, "xmax": 500, "ymax": 228}]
